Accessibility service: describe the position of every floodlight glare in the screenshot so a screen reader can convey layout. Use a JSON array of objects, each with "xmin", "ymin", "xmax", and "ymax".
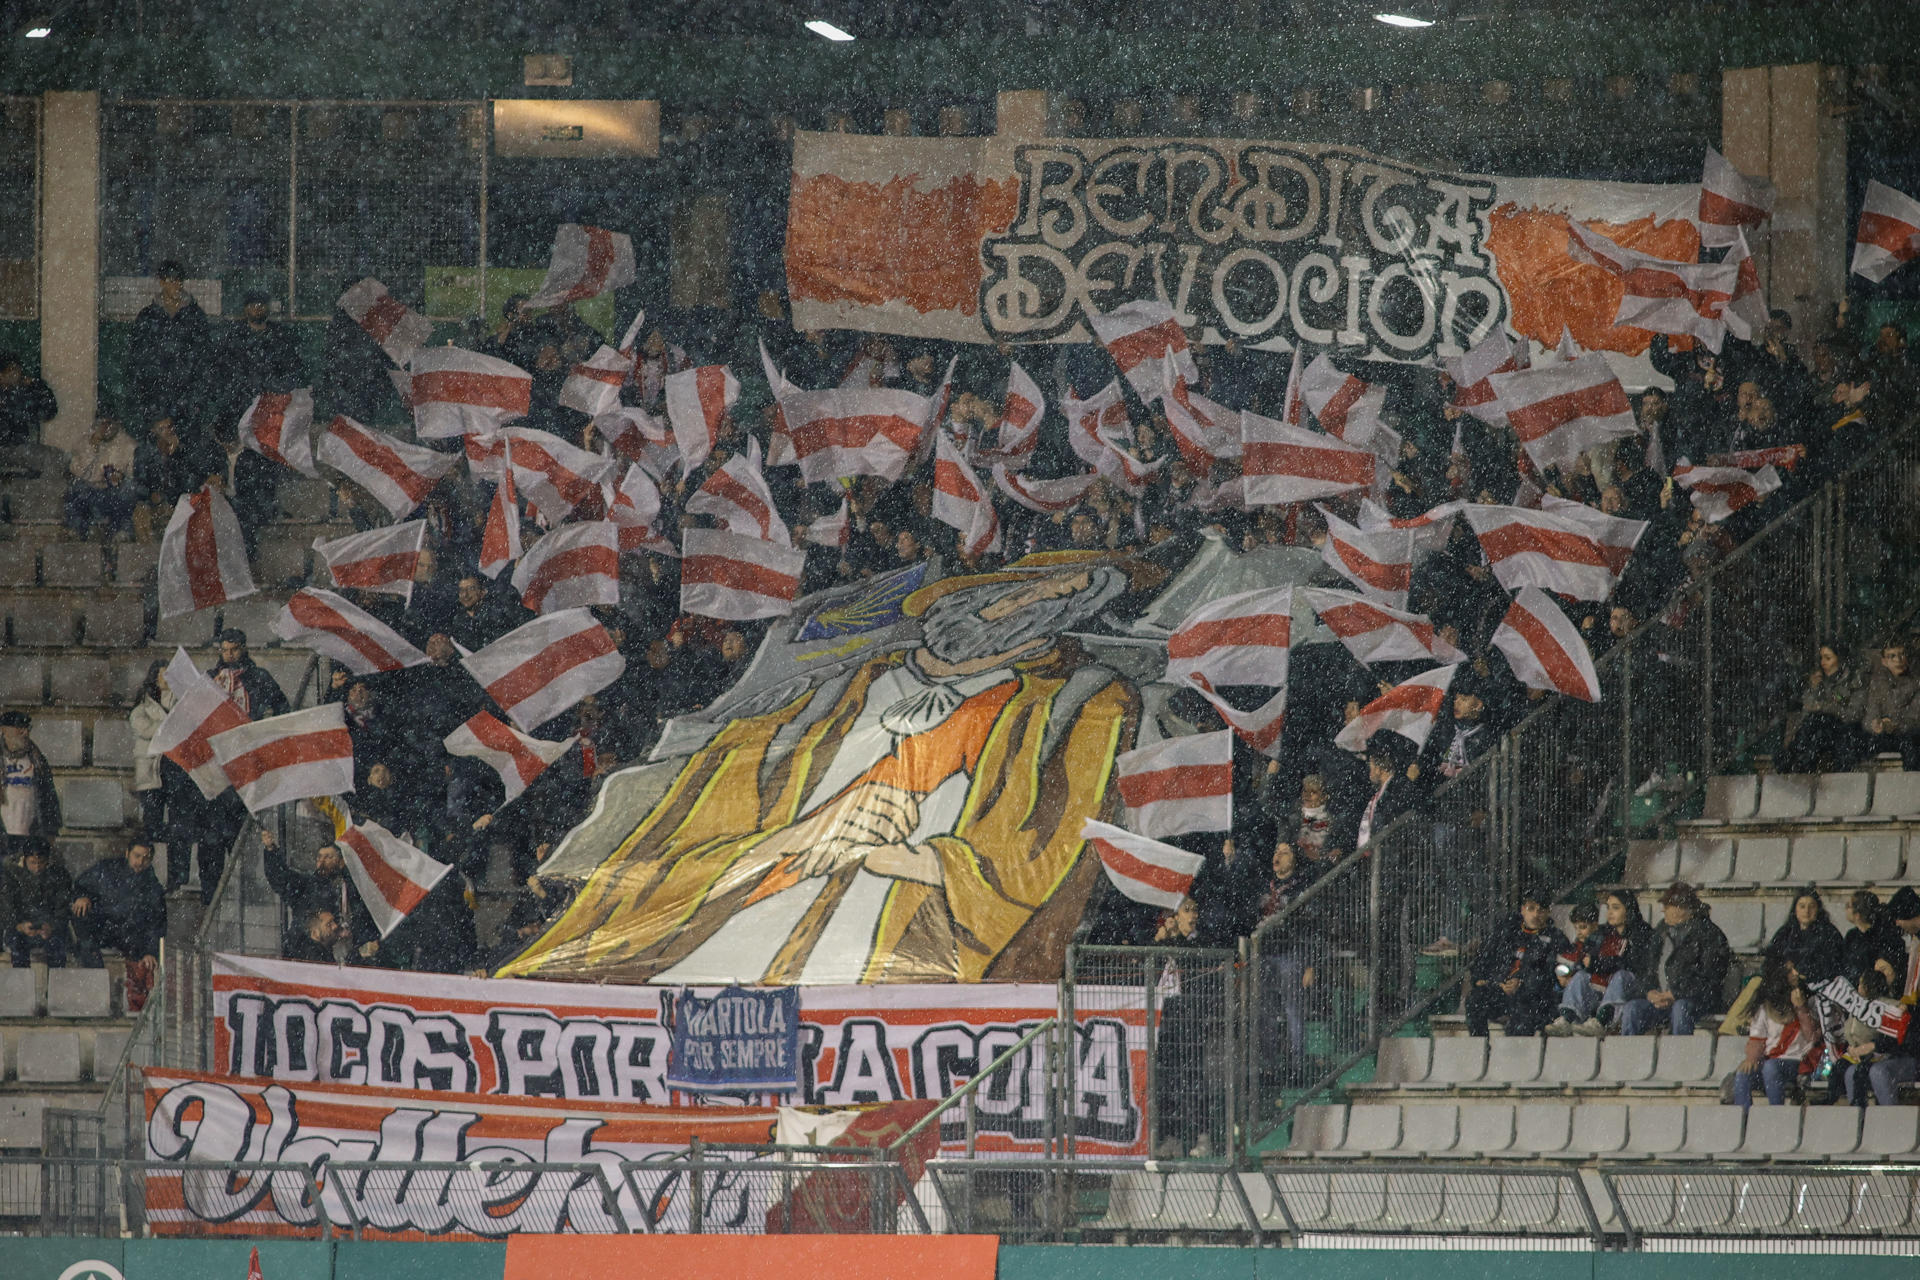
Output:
[
  {"xmin": 804, "ymin": 20, "xmax": 855, "ymax": 41},
  {"xmin": 1373, "ymin": 13, "xmax": 1434, "ymax": 27},
  {"xmin": 24, "ymin": 25, "xmax": 52, "ymax": 38}
]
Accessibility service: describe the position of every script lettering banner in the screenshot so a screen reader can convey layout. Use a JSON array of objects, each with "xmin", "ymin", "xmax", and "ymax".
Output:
[
  {"xmin": 786, "ymin": 132, "xmax": 1701, "ymax": 363},
  {"xmin": 212, "ymin": 953, "xmax": 1146, "ymax": 1154}
]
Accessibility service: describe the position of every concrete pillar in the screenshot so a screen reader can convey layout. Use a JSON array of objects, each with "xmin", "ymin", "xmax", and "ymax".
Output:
[
  {"xmin": 1720, "ymin": 64, "xmax": 1847, "ymax": 348},
  {"xmin": 39, "ymin": 90, "xmax": 99, "ymax": 455},
  {"xmin": 996, "ymin": 90, "xmax": 1048, "ymax": 139}
]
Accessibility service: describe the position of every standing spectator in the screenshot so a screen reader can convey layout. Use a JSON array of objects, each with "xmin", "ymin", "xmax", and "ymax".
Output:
[
  {"xmin": 1, "ymin": 711, "xmax": 62, "ymax": 862},
  {"xmin": 1464, "ymin": 888, "xmax": 1568, "ymax": 1037},
  {"xmin": 1862, "ymin": 641, "xmax": 1920, "ymax": 767},
  {"xmin": 127, "ymin": 662, "xmax": 172, "ymax": 843},
  {"xmin": 490, "ymin": 839, "xmax": 575, "ymax": 968},
  {"xmin": 1253, "ymin": 840, "xmax": 1324, "ymax": 1077},
  {"xmin": 215, "ymin": 289, "xmax": 306, "ymax": 551},
  {"xmin": 259, "ymin": 829, "xmax": 376, "ymax": 961},
  {"xmin": 125, "ymin": 261, "xmax": 211, "ymax": 438},
  {"xmin": 1731, "ymin": 954, "xmax": 1819, "ymax": 1109},
  {"xmin": 208, "ymin": 629, "xmax": 289, "ymax": 721},
  {"xmin": 0, "ymin": 352, "xmax": 60, "ymax": 477},
  {"xmin": 3, "ymin": 840, "xmax": 74, "ymax": 968},
  {"xmin": 447, "ymin": 575, "xmax": 527, "ymax": 651},
  {"xmin": 1777, "ymin": 642, "xmax": 1872, "ymax": 774},
  {"xmin": 1619, "ymin": 882, "xmax": 1732, "ymax": 1036},
  {"xmin": 1764, "ymin": 887, "xmax": 1846, "ymax": 984},
  {"xmin": 284, "ymin": 907, "xmax": 344, "ymax": 965},
  {"xmin": 69, "ymin": 841, "xmax": 166, "ymax": 970},
  {"xmin": 62, "ymin": 415, "xmax": 138, "ymax": 540}
]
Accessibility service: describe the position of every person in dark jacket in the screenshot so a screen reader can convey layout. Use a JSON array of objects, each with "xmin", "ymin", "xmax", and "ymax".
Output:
[
  {"xmin": 1764, "ymin": 887, "xmax": 1847, "ymax": 984},
  {"xmin": 1252, "ymin": 840, "xmax": 1326, "ymax": 1077},
  {"xmin": 4, "ymin": 840, "xmax": 75, "ymax": 968},
  {"xmin": 1550, "ymin": 890, "xmax": 1658, "ymax": 1035},
  {"xmin": 489, "ymin": 839, "xmax": 576, "ymax": 970},
  {"xmin": 260, "ymin": 829, "xmax": 376, "ymax": 961},
  {"xmin": 132, "ymin": 418, "xmax": 225, "ymax": 511},
  {"xmin": 69, "ymin": 841, "xmax": 167, "ymax": 968},
  {"xmin": 1619, "ymin": 882, "xmax": 1733, "ymax": 1035},
  {"xmin": 1842, "ymin": 889, "xmax": 1908, "ymax": 982},
  {"xmin": 1, "ymin": 710, "xmax": 63, "ymax": 861},
  {"xmin": 284, "ymin": 906, "xmax": 344, "ymax": 966},
  {"xmin": 0, "ymin": 352, "xmax": 61, "ymax": 477},
  {"xmin": 1776, "ymin": 642, "xmax": 1872, "ymax": 774},
  {"xmin": 125, "ymin": 261, "xmax": 212, "ymax": 437},
  {"xmin": 207, "ymin": 629, "xmax": 290, "ymax": 721},
  {"xmin": 1465, "ymin": 888, "xmax": 1569, "ymax": 1037}
]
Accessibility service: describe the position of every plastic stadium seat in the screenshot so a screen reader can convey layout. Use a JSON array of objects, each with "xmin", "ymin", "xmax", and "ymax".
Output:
[
  {"xmin": 1729, "ymin": 1174, "xmax": 1796, "ymax": 1229},
  {"xmin": 1755, "ymin": 774, "xmax": 1815, "ymax": 820},
  {"xmin": 1513, "ymin": 1102, "xmax": 1573, "ymax": 1156},
  {"xmin": 217, "ymin": 601, "xmax": 282, "ymax": 645},
  {"xmin": 1707, "ymin": 899, "xmax": 1765, "ymax": 951},
  {"xmin": 1321, "ymin": 1104, "xmax": 1401, "ymax": 1157},
  {"xmin": 277, "ymin": 479, "xmax": 334, "ymax": 521},
  {"xmin": 1843, "ymin": 834, "xmax": 1903, "ymax": 884},
  {"xmin": 11, "ymin": 602, "xmax": 76, "ymax": 647},
  {"xmin": 1462, "ymin": 1036, "xmax": 1541, "ymax": 1090},
  {"xmin": 1728, "ymin": 836, "xmax": 1789, "ymax": 886},
  {"xmin": 0, "ymin": 543, "xmax": 35, "ymax": 587},
  {"xmin": 1760, "ymin": 898, "xmax": 1796, "ymax": 945},
  {"xmin": 1631, "ymin": 1032, "xmax": 1717, "ymax": 1089},
  {"xmin": 114, "ymin": 541, "xmax": 159, "ymax": 585},
  {"xmin": 1623, "ymin": 840, "xmax": 1676, "ymax": 887},
  {"xmin": 49, "ymin": 656, "xmax": 114, "ymax": 705},
  {"xmin": 46, "ymin": 968, "xmax": 111, "ymax": 1018},
  {"xmin": 16, "ymin": 1029, "xmax": 83, "ymax": 1082},
  {"xmin": 1709, "ymin": 1035, "xmax": 1752, "ymax": 1078},
  {"xmin": 0, "ymin": 656, "xmax": 45, "ymax": 703},
  {"xmin": 1382, "ymin": 1104, "xmax": 1459, "ymax": 1158},
  {"xmin": 1787, "ymin": 834, "xmax": 1847, "ymax": 883},
  {"xmin": 40, "ymin": 542, "xmax": 102, "ymax": 588},
  {"xmin": 1703, "ymin": 775, "xmax": 1758, "ymax": 821},
  {"xmin": 0, "ymin": 968, "xmax": 36, "ymax": 1017},
  {"xmin": 83, "ymin": 596, "xmax": 148, "ymax": 647},
  {"xmin": 1518, "ymin": 1037, "xmax": 1598, "ymax": 1092},
  {"xmin": 56, "ymin": 778, "xmax": 131, "ymax": 828},
  {"xmin": 1555, "ymin": 1102, "xmax": 1629, "ymax": 1159},
  {"xmin": 1440, "ymin": 1173, "xmax": 1501, "ymax": 1226},
  {"xmin": 1622, "ymin": 1104, "xmax": 1689, "ymax": 1157},
  {"xmin": 1732, "ymin": 1105, "xmax": 1803, "ymax": 1160},
  {"xmin": 154, "ymin": 611, "xmax": 216, "ymax": 648},
  {"xmin": 1577, "ymin": 1035, "xmax": 1657, "ymax": 1089},
  {"xmin": 1671, "ymin": 838, "xmax": 1734, "ymax": 886},
  {"xmin": 1383, "ymin": 1172, "xmax": 1446, "ymax": 1226},
  {"xmin": 6, "ymin": 478, "xmax": 64, "ymax": 523},
  {"xmin": 1810, "ymin": 772, "xmax": 1872, "ymax": 818},
  {"xmin": 1869, "ymin": 772, "xmax": 1920, "ymax": 818},
  {"xmin": 1401, "ymin": 1037, "xmax": 1487, "ymax": 1090},
  {"xmin": 1450, "ymin": 1104, "xmax": 1517, "ymax": 1157},
  {"xmin": 91, "ymin": 718, "xmax": 134, "ymax": 769},
  {"xmin": 1857, "ymin": 1107, "xmax": 1920, "ymax": 1160},
  {"xmin": 1671, "ymin": 1173, "xmax": 1737, "ymax": 1228},
  {"xmin": 33, "ymin": 717, "xmax": 83, "ymax": 767},
  {"xmin": 1373, "ymin": 1037, "xmax": 1433, "ymax": 1086},
  {"xmin": 1777, "ymin": 1106, "xmax": 1861, "ymax": 1161},
  {"xmin": 1281, "ymin": 1105, "xmax": 1346, "ymax": 1157},
  {"xmin": 1670, "ymin": 1104, "xmax": 1745, "ymax": 1160},
  {"xmin": 1848, "ymin": 1173, "xmax": 1917, "ymax": 1231}
]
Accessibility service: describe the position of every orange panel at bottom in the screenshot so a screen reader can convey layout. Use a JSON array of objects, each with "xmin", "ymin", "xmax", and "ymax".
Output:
[{"xmin": 503, "ymin": 1233, "xmax": 999, "ymax": 1280}]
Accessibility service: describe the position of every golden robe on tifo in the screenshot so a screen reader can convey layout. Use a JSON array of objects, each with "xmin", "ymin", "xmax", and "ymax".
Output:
[{"xmin": 496, "ymin": 639, "xmax": 1139, "ymax": 984}]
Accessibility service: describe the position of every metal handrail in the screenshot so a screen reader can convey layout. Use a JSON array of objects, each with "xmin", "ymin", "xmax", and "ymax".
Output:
[{"xmin": 886, "ymin": 1017, "xmax": 1057, "ymax": 1157}]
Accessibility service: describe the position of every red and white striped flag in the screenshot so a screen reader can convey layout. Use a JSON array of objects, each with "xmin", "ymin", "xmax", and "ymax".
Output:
[
  {"xmin": 932, "ymin": 429, "xmax": 1001, "ymax": 558},
  {"xmin": 461, "ymin": 608, "xmax": 626, "ymax": 732},
  {"xmin": 1721, "ymin": 231, "xmax": 1769, "ymax": 343},
  {"xmin": 592, "ymin": 406, "xmax": 678, "ymax": 478},
  {"xmin": 605, "ymin": 463, "xmax": 674, "ymax": 555},
  {"xmin": 337, "ymin": 278, "xmax": 432, "ymax": 367},
  {"xmin": 779, "ymin": 384, "xmax": 939, "ymax": 484},
  {"xmin": 1462, "ymin": 500, "xmax": 1647, "ymax": 601},
  {"xmin": 1487, "ymin": 353, "xmax": 1639, "ymax": 474},
  {"xmin": 1710, "ymin": 443, "xmax": 1804, "ymax": 473},
  {"xmin": 1114, "ymin": 730, "xmax": 1232, "ymax": 839},
  {"xmin": 1063, "ymin": 381, "xmax": 1128, "ymax": 472},
  {"xmin": 1281, "ymin": 345, "xmax": 1305, "ymax": 426},
  {"xmin": 312, "ymin": 521, "xmax": 426, "ymax": 604},
  {"xmin": 523, "ymin": 223, "xmax": 635, "ymax": 308},
  {"xmin": 1080, "ymin": 818, "xmax": 1206, "ymax": 911},
  {"xmin": 1089, "ymin": 300, "xmax": 1197, "ymax": 403},
  {"xmin": 506, "ymin": 426, "xmax": 617, "ymax": 522},
  {"xmin": 316, "ymin": 416, "xmax": 456, "ymax": 520},
  {"xmin": 1090, "ymin": 406, "xmax": 1165, "ymax": 494},
  {"xmin": 209, "ymin": 703, "xmax": 355, "ymax": 814},
  {"xmin": 1161, "ymin": 383, "xmax": 1240, "ymax": 472},
  {"xmin": 1317, "ymin": 505, "xmax": 1415, "ymax": 607},
  {"xmin": 680, "ymin": 527, "xmax": 808, "ymax": 622},
  {"xmin": 271, "ymin": 588, "xmax": 429, "ymax": 675},
  {"xmin": 804, "ymin": 495, "xmax": 851, "ymax": 549},
  {"xmin": 1302, "ymin": 587, "xmax": 1465, "ymax": 668},
  {"xmin": 685, "ymin": 438, "xmax": 790, "ymax": 544},
  {"xmin": 336, "ymin": 809, "xmax": 453, "ymax": 938},
  {"xmin": 1335, "ymin": 665, "xmax": 1459, "ymax": 754},
  {"xmin": 1358, "ymin": 498, "xmax": 1464, "ymax": 557},
  {"xmin": 1567, "ymin": 222, "xmax": 1739, "ymax": 352},
  {"xmin": 977, "ymin": 361, "xmax": 1044, "ymax": 468},
  {"xmin": 408, "ymin": 347, "xmax": 533, "ymax": 440},
  {"xmin": 664, "ymin": 365, "xmax": 739, "ymax": 472},
  {"xmin": 237, "ymin": 390, "xmax": 318, "ymax": 478},
  {"xmin": 443, "ymin": 710, "xmax": 575, "ymax": 804},
  {"xmin": 158, "ymin": 485, "xmax": 256, "ymax": 619},
  {"xmin": 1492, "ymin": 586, "xmax": 1601, "ymax": 703},
  {"xmin": 1166, "ymin": 585, "xmax": 1294, "ymax": 691},
  {"xmin": 478, "ymin": 440, "xmax": 522, "ymax": 580},
  {"xmin": 1447, "ymin": 330, "xmax": 1526, "ymax": 425},
  {"xmin": 1852, "ymin": 180, "xmax": 1920, "ymax": 283},
  {"xmin": 559, "ymin": 345, "xmax": 636, "ymax": 418},
  {"xmin": 1299, "ymin": 355, "xmax": 1389, "ymax": 448},
  {"xmin": 511, "ymin": 521, "xmax": 621, "ymax": 614},
  {"xmin": 1698, "ymin": 148, "xmax": 1775, "ymax": 249},
  {"xmin": 149, "ymin": 647, "xmax": 248, "ymax": 800},
  {"xmin": 1671, "ymin": 459, "xmax": 1783, "ymax": 524},
  {"xmin": 993, "ymin": 465, "xmax": 1099, "ymax": 515},
  {"xmin": 1241, "ymin": 412, "xmax": 1377, "ymax": 506}
]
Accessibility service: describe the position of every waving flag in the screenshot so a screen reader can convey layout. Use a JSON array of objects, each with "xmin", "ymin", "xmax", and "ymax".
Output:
[
  {"xmin": 993, "ymin": 465, "xmax": 1098, "ymax": 515},
  {"xmin": 1090, "ymin": 405, "xmax": 1165, "ymax": 494},
  {"xmin": 664, "ymin": 365, "xmax": 739, "ymax": 472},
  {"xmin": 685, "ymin": 438, "xmax": 790, "ymax": 544},
  {"xmin": 1567, "ymin": 222, "xmax": 1739, "ymax": 352},
  {"xmin": 1317, "ymin": 506, "xmax": 1415, "ymax": 607},
  {"xmin": 593, "ymin": 405, "xmax": 678, "ymax": 478},
  {"xmin": 1335, "ymin": 665, "xmax": 1459, "ymax": 754},
  {"xmin": 1161, "ymin": 384, "xmax": 1240, "ymax": 472},
  {"xmin": 336, "ymin": 810, "xmax": 453, "ymax": 938},
  {"xmin": 1448, "ymin": 331, "xmax": 1526, "ymax": 425},
  {"xmin": 316, "ymin": 416, "xmax": 456, "ymax": 520},
  {"xmin": 1302, "ymin": 587, "xmax": 1465, "ymax": 667},
  {"xmin": 149, "ymin": 648, "xmax": 248, "ymax": 799},
  {"xmin": 1089, "ymin": 299, "xmax": 1197, "ymax": 402},
  {"xmin": 605, "ymin": 463, "xmax": 674, "ymax": 555},
  {"xmin": 1851, "ymin": 180, "xmax": 1920, "ymax": 283},
  {"xmin": 443, "ymin": 711, "xmax": 576, "ymax": 805},
  {"xmin": 1063, "ymin": 381, "xmax": 1129, "ymax": 472},
  {"xmin": 1115, "ymin": 730, "xmax": 1232, "ymax": 839},
  {"xmin": 523, "ymin": 223, "xmax": 635, "ymax": 308},
  {"xmin": 1241, "ymin": 412, "xmax": 1377, "ymax": 505},
  {"xmin": 512, "ymin": 521, "xmax": 621, "ymax": 614},
  {"xmin": 1492, "ymin": 587, "xmax": 1601, "ymax": 702},
  {"xmin": 932, "ymin": 429, "xmax": 1001, "ymax": 558},
  {"xmin": 985, "ymin": 361, "xmax": 1044, "ymax": 468},
  {"xmin": 680, "ymin": 527, "xmax": 808, "ymax": 621},
  {"xmin": 158, "ymin": 485, "xmax": 256, "ymax": 619},
  {"xmin": 559, "ymin": 345, "xmax": 636, "ymax": 418},
  {"xmin": 777, "ymin": 383, "xmax": 940, "ymax": 484},
  {"xmin": 804, "ymin": 496, "xmax": 851, "ymax": 549},
  {"xmin": 1721, "ymin": 231, "xmax": 1769, "ymax": 343},
  {"xmin": 1672, "ymin": 459, "xmax": 1783, "ymax": 524},
  {"xmin": 1487, "ymin": 353, "xmax": 1639, "ymax": 474},
  {"xmin": 1081, "ymin": 819, "xmax": 1206, "ymax": 911},
  {"xmin": 1299, "ymin": 355, "xmax": 1389, "ymax": 447},
  {"xmin": 337, "ymin": 278, "xmax": 431, "ymax": 367},
  {"xmin": 271, "ymin": 589, "xmax": 429, "ymax": 675},
  {"xmin": 313, "ymin": 521, "xmax": 426, "ymax": 604},
  {"xmin": 506, "ymin": 426, "xmax": 618, "ymax": 521},
  {"xmin": 1166, "ymin": 585, "xmax": 1293, "ymax": 755},
  {"xmin": 237, "ymin": 390, "xmax": 318, "ymax": 478},
  {"xmin": 1698, "ymin": 147, "xmax": 1774, "ymax": 248},
  {"xmin": 1463, "ymin": 500, "xmax": 1647, "ymax": 601},
  {"xmin": 1357, "ymin": 498, "xmax": 1463, "ymax": 556},
  {"xmin": 209, "ymin": 704, "xmax": 355, "ymax": 814},
  {"xmin": 462, "ymin": 609, "xmax": 625, "ymax": 732},
  {"xmin": 477, "ymin": 439, "xmax": 522, "ymax": 580},
  {"xmin": 409, "ymin": 347, "xmax": 533, "ymax": 440}
]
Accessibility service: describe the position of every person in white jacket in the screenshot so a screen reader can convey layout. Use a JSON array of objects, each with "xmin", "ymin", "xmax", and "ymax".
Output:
[{"xmin": 127, "ymin": 661, "xmax": 172, "ymax": 845}]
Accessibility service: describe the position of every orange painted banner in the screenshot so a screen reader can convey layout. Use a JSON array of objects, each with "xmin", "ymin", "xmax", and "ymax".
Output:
[{"xmin": 503, "ymin": 1233, "xmax": 999, "ymax": 1280}]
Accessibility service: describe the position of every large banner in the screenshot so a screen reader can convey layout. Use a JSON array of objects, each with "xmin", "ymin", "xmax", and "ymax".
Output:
[
  {"xmin": 786, "ymin": 132, "xmax": 1700, "ymax": 361},
  {"xmin": 212, "ymin": 953, "xmax": 1148, "ymax": 1155}
]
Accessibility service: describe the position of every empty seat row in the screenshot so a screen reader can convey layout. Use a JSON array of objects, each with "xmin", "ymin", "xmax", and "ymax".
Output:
[
  {"xmin": 11, "ymin": 717, "xmax": 135, "ymax": 770},
  {"xmin": 51, "ymin": 776, "xmax": 136, "ymax": 829},
  {"xmin": 1702, "ymin": 771, "xmax": 1920, "ymax": 823},
  {"xmin": 1626, "ymin": 832, "xmax": 1905, "ymax": 890},
  {"xmin": 0, "ymin": 967, "xmax": 115, "ymax": 1018},
  {"xmin": 0, "ymin": 539, "xmax": 161, "ymax": 588},
  {"xmin": 1354, "ymin": 1034, "xmax": 1747, "ymax": 1094},
  {"xmin": 3, "ymin": 597, "xmax": 148, "ymax": 647},
  {"xmin": 0, "ymin": 645, "xmax": 312, "ymax": 707},
  {"xmin": 1280, "ymin": 1102, "xmax": 1920, "ymax": 1162}
]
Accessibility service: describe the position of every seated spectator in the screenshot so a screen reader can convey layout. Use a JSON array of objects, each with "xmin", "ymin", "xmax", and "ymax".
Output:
[
  {"xmin": 1853, "ymin": 886, "xmax": 1920, "ymax": 1105},
  {"xmin": 0, "ymin": 352, "xmax": 61, "ymax": 477},
  {"xmin": 70, "ymin": 841, "xmax": 166, "ymax": 972},
  {"xmin": 1843, "ymin": 889, "xmax": 1907, "ymax": 981},
  {"xmin": 132, "ymin": 418, "xmax": 224, "ymax": 526},
  {"xmin": 1465, "ymin": 888, "xmax": 1567, "ymax": 1038},
  {"xmin": 4, "ymin": 839, "xmax": 74, "ymax": 968},
  {"xmin": 1862, "ymin": 641, "xmax": 1920, "ymax": 768},
  {"xmin": 1777, "ymin": 642, "xmax": 1872, "ymax": 774},
  {"xmin": 285, "ymin": 906, "xmax": 344, "ymax": 965},
  {"xmin": 1732, "ymin": 954, "xmax": 1819, "ymax": 1109},
  {"xmin": 1551, "ymin": 891, "xmax": 1659, "ymax": 1036},
  {"xmin": 1620, "ymin": 882, "xmax": 1732, "ymax": 1036},
  {"xmin": 1548, "ymin": 901, "xmax": 1604, "ymax": 1033},
  {"xmin": 1840, "ymin": 967, "xmax": 1904, "ymax": 1108},
  {"xmin": 63, "ymin": 415, "xmax": 138, "ymax": 540},
  {"xmin": 1764, "ymin": 887, "xmax": 1846, "ymax": 984},
  {"xmin": 2, "ymin": 710, "xmax": 62, "ymax": 862}
]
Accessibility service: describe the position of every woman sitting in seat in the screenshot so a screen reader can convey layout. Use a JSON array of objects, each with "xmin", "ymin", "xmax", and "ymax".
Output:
[
  {"xmin": 1776, "ymin": 642, "xmax": 1871, "ymax": 774},
  {"xmin": 1733, "ymin": 954, "xmax": 1820, "ymax": 1109},
  {"xmin": 1765, "ymin": 887, "xmax": 1846, "ymax": 985}
]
